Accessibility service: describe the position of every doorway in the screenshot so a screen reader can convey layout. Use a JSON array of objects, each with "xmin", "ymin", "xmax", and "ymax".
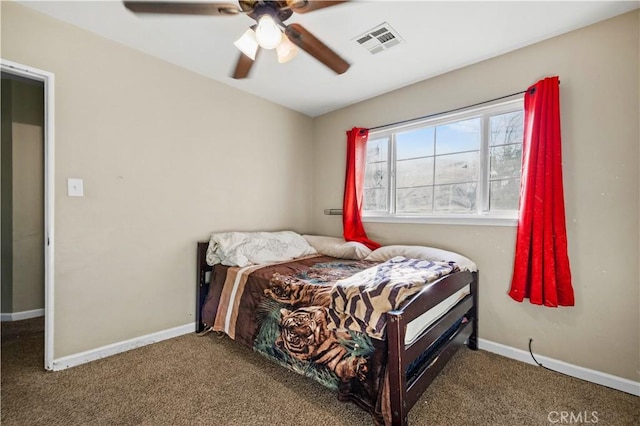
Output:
[{"xmin": 0, "ymin": 60, "xmax": 54, "ymax": 370}]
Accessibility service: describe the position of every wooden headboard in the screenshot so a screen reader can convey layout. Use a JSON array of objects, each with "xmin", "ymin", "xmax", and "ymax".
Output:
[{"xmin": 196, "ymin": 242, "xmax": 212, "ymax": 333}]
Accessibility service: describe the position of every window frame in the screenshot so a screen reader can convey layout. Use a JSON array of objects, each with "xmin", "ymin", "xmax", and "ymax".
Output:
[{"xmin": 362, "ymin": 98, "xmax": 524, "ymax": 227}]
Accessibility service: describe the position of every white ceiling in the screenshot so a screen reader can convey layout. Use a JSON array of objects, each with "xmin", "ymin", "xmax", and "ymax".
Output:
[{"xmin": 18, "ymin": 1, "xmax": 638, "ymax": 117}]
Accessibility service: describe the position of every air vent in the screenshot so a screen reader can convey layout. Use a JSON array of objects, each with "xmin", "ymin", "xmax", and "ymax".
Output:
[{"xmin": 353, "ymin": 22, "xmax": 404, "ymax": 55}]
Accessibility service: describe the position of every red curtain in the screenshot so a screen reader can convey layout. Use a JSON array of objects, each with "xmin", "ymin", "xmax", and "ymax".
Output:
[
  {"xmin": 508, "ymin": 76, "xmax": 574, "ymax": 307},
  {"xmin": 343, "ymin": 127, "xmax": 381, "ymax": 250}
]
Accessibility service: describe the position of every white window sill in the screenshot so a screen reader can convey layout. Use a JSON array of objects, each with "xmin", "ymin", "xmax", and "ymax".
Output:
[{"xmin": 362, "ymin": 214, "xmax": 518, "ymax": 227}]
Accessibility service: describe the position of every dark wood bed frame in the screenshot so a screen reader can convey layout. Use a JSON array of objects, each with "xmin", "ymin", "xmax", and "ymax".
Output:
[{"xmin": 195, "ymin": 242, "xmax": 478, "ymax": 425}]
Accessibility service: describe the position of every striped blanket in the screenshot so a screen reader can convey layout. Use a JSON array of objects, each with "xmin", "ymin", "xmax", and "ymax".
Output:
[{"xmin": 328, "ymin": 256, "xmax": 458, "ymax": 340}]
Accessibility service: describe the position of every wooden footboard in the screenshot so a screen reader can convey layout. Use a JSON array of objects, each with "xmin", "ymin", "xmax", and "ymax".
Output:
[
  {"xmin": 196, "ymin": 242, "xmax": 213, "ymax": 333},
  {"xmin": 386, "ymin": 270, "xmax": 478, "ymax": 425},
  {"xmin": 195, "ymin": 242, "xmax": 478, "ymax": 425}
]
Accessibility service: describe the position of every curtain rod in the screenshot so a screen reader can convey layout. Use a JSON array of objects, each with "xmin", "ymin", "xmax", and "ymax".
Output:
[{"xmin": 364, "ymin": 85, "xmax": 542, "ymax": 133}]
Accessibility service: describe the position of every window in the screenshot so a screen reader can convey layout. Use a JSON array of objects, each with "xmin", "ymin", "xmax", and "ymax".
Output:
[{"xmin": 363, "ymin": 99, "xmax": 524, "ymax": 225}]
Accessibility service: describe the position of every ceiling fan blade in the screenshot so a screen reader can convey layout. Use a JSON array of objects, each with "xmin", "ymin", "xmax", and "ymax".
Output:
[
  {"xmin": 286, "ymin": 0, "xmax": 347, "ymax": 14},
  {"xmin": 123, "ymin": 2, "xmax": 241, "ymax": 16},
  {"xmin": 232, "ymin": 52, "xmax": 257, "ymax": 79},
  {"xmin": 284, "ymin": 23, "xmax": 349, "ymax": 75}
]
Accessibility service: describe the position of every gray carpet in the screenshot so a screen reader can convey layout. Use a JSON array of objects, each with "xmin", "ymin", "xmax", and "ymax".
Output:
[{"xmin": 1, "ymin": 318, "xmax": 638, "ymax": 425}]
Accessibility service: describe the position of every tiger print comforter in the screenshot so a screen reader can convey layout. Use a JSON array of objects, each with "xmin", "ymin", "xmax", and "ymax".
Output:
[
  {"xmin": 329, "ymin": 256, "xmax": 458, "ymax": 340},
  {"xmin": 200, "ymin": 255, "xmax": 456, "ymax": 425}
]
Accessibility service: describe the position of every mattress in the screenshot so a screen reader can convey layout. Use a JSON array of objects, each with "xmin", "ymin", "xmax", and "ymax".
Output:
[{"xmin": 404, "ymin": 284, "xmax": 471, "ymax": 346}]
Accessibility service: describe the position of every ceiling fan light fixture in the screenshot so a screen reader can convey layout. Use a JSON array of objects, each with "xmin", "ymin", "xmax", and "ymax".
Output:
[
  {"xmin": 234, "ymin": 28, "xmax": 259, "ymax": 60},
  {"xmin": 125, "ymin": 0, "xmax": 351, "ymax": 78},
  {"xmin": 276, "ymin": 36, "xmax": 298, "ymax": 63},
  {"xmin": 255, "ymin": 15, "xmax": 282, "ymax": 50}
]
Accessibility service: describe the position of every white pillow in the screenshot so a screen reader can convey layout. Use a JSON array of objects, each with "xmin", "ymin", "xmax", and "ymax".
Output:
[
  {"xmin": 206, "ymin": 231, "xmax": 317, "ymax": 267},
  {"xmin": 364, "ymin": 245, "xmax": 477, "ymax": 272},
  {"xmin": 302, "ymin": 235, "xmax": 372, "ymax": 260}
]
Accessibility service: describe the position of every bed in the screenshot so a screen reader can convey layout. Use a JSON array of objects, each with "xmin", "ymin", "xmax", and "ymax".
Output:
[{"xmin": 195, "ymin": 232, "xmax": 478, "ymax": 425}]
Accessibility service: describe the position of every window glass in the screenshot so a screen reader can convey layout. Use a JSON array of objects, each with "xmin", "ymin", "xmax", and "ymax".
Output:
[
  {"xmin": 364, "ymin": 188, "xmax": 387, "ymax": 211},
  {"xmin": 434, "ymin": 183, "xmax": 477, "ymax": 213},
  {"xmin": 367, "ymin": 137, "xmax": 388, "ymax": 162},
  {"xmin": 396, "ymin": 157, "xmax": 434, "ymax": 188},
  {"xmin": 434, "ymin": 152, "xmax": 479, "ymax": 185},
  {"xmin": 490, "ymin": 145, "xmax": 522, "ymax": 179},
  {"xmin": 362, "ymin": 99, "xmax": 524, "ymax": 221},
  {"xmin": 396, "ymin": 127, "xmax": 434, "ymax": 160},
  {"xmin": 397, "ymin": 186, "xmax": 433, "ymax": 214},
  {"xmin": 490, "ymin": 178, "xmax": 520, "ymax": 211},
  {"xmin": 364, "ymin": 136, "xmax": 389, "ymax": 211},
  {"xmin": 435, "ymin": 118, "xmax": 481, "ymax": 155},
  {"xmin": 490, "ymin": 111, "xmax": 524, "ymax": 146},
  {"xmin": 489, "ymin": 110, "xmax": 523, "ymax": 211}
]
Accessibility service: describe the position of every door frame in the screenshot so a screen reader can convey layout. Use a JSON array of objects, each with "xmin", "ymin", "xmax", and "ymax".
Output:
[{"xmin": 1, "ymin": 59, "xmax": 55, "ymax": 370}]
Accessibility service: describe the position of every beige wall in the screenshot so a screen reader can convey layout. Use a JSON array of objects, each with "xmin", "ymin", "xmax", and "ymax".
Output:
[
  {"xmin": 11, "ymin": 78, "xmax": 45, "ymax": 313},
  {"xmin": 1, "ymin": 76, "xmax": 46, "ymax": 314},
  {"xmin": 1, "ymin": 2, "xmax": 314, "ymax": 357},
  {"xmin": 312, "ymin": 11, "xmax": 639, "ymax": 382},
  {"xmin": 1, "ymin": 79, "xmax": 14, "ymax": 313}
]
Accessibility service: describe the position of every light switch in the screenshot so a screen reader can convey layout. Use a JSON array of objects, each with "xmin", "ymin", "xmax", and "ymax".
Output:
[{"xmin": 68, "ymin": 178, "xmax": 84, "ymax": 197}]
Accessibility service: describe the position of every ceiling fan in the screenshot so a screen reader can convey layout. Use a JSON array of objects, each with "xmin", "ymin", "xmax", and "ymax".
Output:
[{"xmin": 123, "ymin": 1, "xmax": 350, "ymax": 79}]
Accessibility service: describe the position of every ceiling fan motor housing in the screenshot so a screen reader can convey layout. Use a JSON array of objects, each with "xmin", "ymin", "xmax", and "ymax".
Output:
[{"xmin": 244, "ymin": 1, "xmax": 293, "ymax": 23}]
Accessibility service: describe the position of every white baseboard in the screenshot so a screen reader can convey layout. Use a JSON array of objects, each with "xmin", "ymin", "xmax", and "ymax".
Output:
[
  {"xmin": 51, "ymin": 322, "xmax": 195, "ymax": 371},
  {"xmin": 478, "ymin": 338, "xmax": 640, "ymax": 397},
  {"xmin": 0, "ymin": 308, "xmax": 45, "ymax": 322}
]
